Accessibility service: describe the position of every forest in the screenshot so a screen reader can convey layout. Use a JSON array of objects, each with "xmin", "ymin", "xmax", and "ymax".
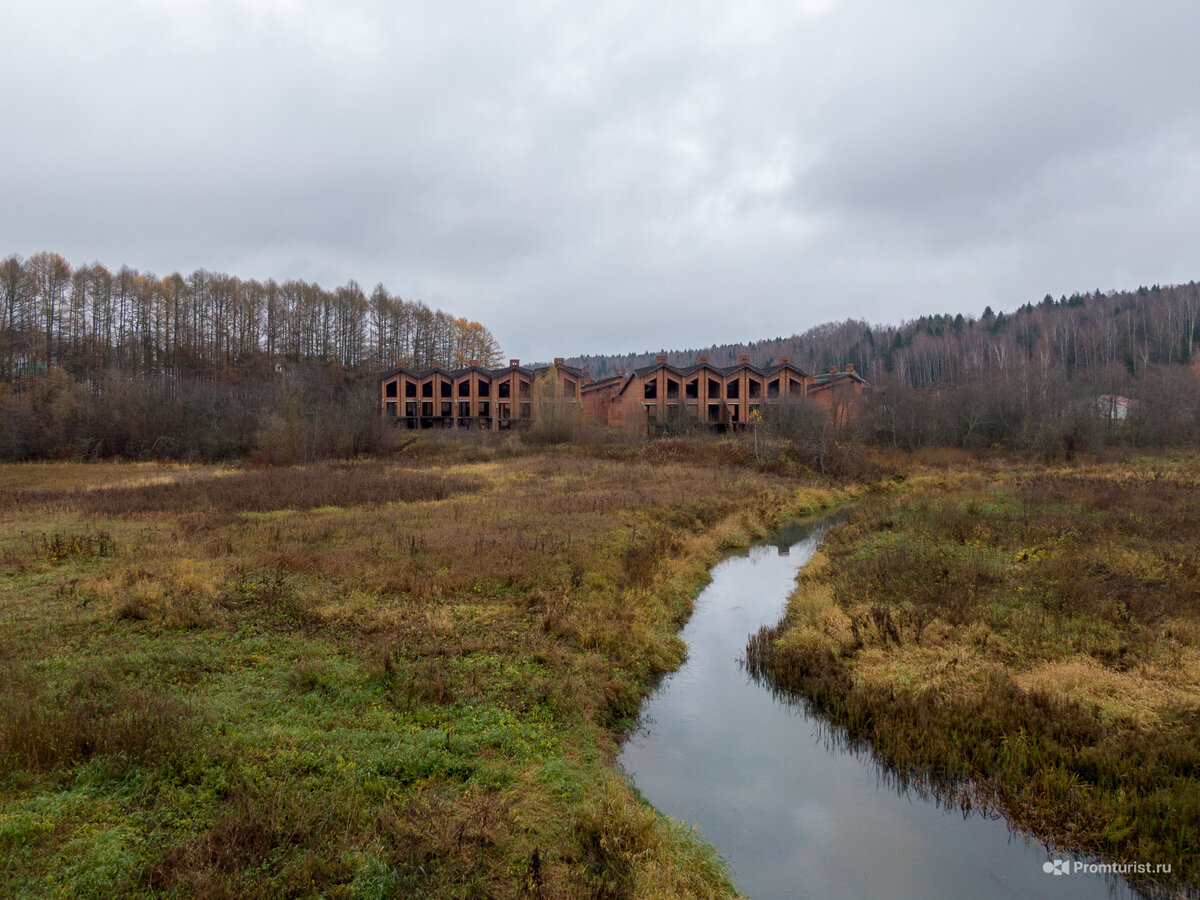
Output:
[
  {"xmin": 571, "ymin": 281, "xmax": 1200, "ymax": 456},
  {"xmin": 4, "ymin": 249, "xmax": 1199, "ymax": 462},
  {"xmin": 0, "ymin": 252, "xmax": 502, "ymax": 460},
  {"xmin": 571, "ymin": 282, "xmax": 1200, "ymax": 384}
]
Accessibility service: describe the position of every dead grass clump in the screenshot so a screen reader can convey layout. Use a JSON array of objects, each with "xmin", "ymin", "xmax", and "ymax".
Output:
[
  {"xmin": 144, "ymin": 780, "xmax": 336, "ymax": 898},
  {"xmin": 0, "ymin": 665, "xmax": 196, "ymax": 775},
  {"xmin": 571, "ymin": 778, "xmax": 737, "ymax": 899},
  {"xmin": 91, "ymin": 559, "xmax": 226, "ymax": 628},
  {"xmin": 620, "ymin": 524, "xmax": 680, "ymax": 589},
  {"xmin": 365, "ymin": 787, "xmax": 524, "ymax": 898},
  {"xmin": 374, "ymin": 650, "xmax": 458, "ymax": 708},
  {"xmin": 81, "ymin": 464, "xmax": 481, "ymax": 516}
]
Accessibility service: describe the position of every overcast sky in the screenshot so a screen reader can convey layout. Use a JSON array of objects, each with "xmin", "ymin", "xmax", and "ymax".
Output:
[{"xmin": 4, "ymin": 1, "xmax": 1199, "ymax": 361}]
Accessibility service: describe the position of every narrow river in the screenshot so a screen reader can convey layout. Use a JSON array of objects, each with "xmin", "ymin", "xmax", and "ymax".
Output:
[{"xmin": 619, "ymin": 514, "xmax": 1135, "ymax": 900}]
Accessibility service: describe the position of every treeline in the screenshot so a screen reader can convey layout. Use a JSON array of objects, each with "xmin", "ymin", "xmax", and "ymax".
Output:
[
  {"xmin": 0, "ymin": 251, "xmax": 504, "ymax": 461},
  {"xmin": 572, "ymin": 281, "xmax": 1200, "ymax": 456},
  {"xmin": 1, "ymin": 251, "xmax": 502, "ymax": 383},
  {"xmin": 570, "ymin": 281, "xmax": 1200, "ymax": 386}
]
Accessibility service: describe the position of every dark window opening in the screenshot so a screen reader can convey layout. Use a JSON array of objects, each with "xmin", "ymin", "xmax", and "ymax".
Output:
[
  {"xmin": 789, "ymin": 377, "xmax": 804, "ymax": 393},
  {"xmin": 406, "ymin": 402, "xmax": 417, "ymax": 417},
  {"xmin": 385, "ymin": 401, "xmax": 397, "ymax": 416},
  {"xmin": 666, "ymin": 379, "xmax": 679, "ymax": 399},
  {"xmin": 421, "ymin": 402, "xmax": 433, "ymax": 417},
  {"xmin": 708, "ymin": 377, "xmax": 721, "ymax": 397},
  {"xmin": 441, "ymin": 401, "xmax": 452, "ymax": 416},
  {"xmin": 479, "ymin": 401, "xmax": 490, "ymax": 417},
  {"xmin": 518, "ymin": 382, "xmax": 530, "ymax": 399},
  {"xmin": 685, "ymin": 378, "xmax": 698, "ymax": 399},
  {"xmin": 440, "ymin": 378, "xmax": 452, "ymax": 395},
  {"xmin": 385, "ymin": 381, "xmax": 397, "ymax": 398},
  {"xmin": 499, "ymin": 402, "xmax": 511, "ymax": 418},
  {"xmin": 727, "ymin": 380, "xmax": 739, "ymax": 399},
  {"xmin": 458, "ymin": 402, "xmax": 470, "ymax": 417},
  {"xmin": 405, "ymin": 381, "xmax": 416, "ymax": 397},
  {"xmin": 421, "ymin": 381, "xmax": 433, "ymax": 398},
  {"xmin": 708, "ymin": 403, "xmax": 721, "ymax": 422},
  {"xmin": 478, "ymin": 380, "xmax": 490, "ymax": 396},
  {"xmin": 458, "ymin": 380, "xmax": 470, "ymax": 397},
  {"xmin": 499, "ymin": 381, "xmax": 511, "ymax": 398},
  {"xmin": 767, "ymin": 378, "xmax": 780, "ymax": 398},
  {"xmin": 519, "ymin": 402, "xmax": 532, "ymax": 419},
  {"xmin": 748, "ymin": 379, "xmax": 761, "ymax": 399},
  {"xmin": 644, "ymin": 380, "xmax": 657, "ymax": 399}
]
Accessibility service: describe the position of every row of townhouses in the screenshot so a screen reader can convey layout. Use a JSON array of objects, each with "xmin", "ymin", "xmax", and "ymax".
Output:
[{"xmin": 379, "ymin": 355, "xmax": 867, "ymax": 433}]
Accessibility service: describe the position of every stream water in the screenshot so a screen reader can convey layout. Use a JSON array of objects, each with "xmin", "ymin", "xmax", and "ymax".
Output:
[{"xmin": 618, "ymin": 514, "xmax": 1136, "ymax": 900}]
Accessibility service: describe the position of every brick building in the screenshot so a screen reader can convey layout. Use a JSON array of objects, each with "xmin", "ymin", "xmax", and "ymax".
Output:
[
  {"xmin": 378, "ymin": 358, "xmax": 585, "ymax": 429},
  {"xmin": 379, "ymin": 355, "xmax": 867, "ymax": 433}
]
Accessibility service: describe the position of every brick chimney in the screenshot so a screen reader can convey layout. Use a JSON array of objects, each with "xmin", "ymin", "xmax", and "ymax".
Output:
[
  {"xmin": 554, "ymin": 357, "xmax": 565, "ymax": 366},
  {"xmin": 431, "ymin": 362, "xmax": 441, "ymax": 370},
  {"xmin": 655, "ymin": 355, "xmax": 668, "ymax": 364},
  {"xmin": 509, "ymin": 358, "xmax": 520, "ymax": 367},
  {"xmin": 697, "ymin": 355, "xmax": 709, "ymax": 365},
  {"xmin": 616, "ymin": 368, "xmax": 626, "ymax": 376},
  {"xmin": 468, "ymin": 359, "xmax": 479, "ymax": 367},
  {"xmin": 846, "ymin": 363, "xmax": 854, "ymax": 373},
  {"xmin": 778, "ymin": 356, "xmax": 790, "ymax": 365},
  {"xmin": 738, "ymin": 355, "xmax": 750, "ymax": 364},
  {"xmin": 830, "ymin": 365, "xmax": 838, "ymax": 374}
]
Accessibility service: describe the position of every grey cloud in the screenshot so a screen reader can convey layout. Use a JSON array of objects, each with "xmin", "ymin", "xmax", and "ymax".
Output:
[{"xmin": 3, "ymin": 1, "xmax": 1199, "ymax": 361}]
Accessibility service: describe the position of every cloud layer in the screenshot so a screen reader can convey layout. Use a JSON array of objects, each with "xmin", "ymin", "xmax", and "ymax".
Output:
[{"xmin": 5, "ymin": 1, "xmax": 1199, "ymax": 360}]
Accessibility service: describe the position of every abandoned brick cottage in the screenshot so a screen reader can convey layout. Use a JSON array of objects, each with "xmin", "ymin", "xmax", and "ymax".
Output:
[{"xmin": 379, "ymin": 355, "xmax": 867, "ymax": 435}]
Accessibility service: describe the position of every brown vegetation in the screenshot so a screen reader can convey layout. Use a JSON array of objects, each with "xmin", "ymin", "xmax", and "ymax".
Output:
[
  {"xmin": 0, "ymin": 447, "xmax": 851, "ymax": 897},
  {"xmin": 748, "ymin": 457, "xmax": 1200, "ymax": 894}
]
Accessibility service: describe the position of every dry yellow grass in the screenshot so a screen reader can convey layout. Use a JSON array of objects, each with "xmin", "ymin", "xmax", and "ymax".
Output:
[
  {"xmin": 0, "ymin": 448, "xmax": 856, "ymax": 898},
  {"xmin": 751, "ymin": 456, "xmax": 1200, "ymax": 891}
]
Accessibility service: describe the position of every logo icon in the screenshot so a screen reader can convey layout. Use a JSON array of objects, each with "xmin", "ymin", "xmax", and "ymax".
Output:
[{"xmin": 1042, "ymin": 859, "xmax": 1071, "ymax": 876}]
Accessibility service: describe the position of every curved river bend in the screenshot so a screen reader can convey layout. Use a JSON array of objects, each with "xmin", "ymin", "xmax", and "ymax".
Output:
[{"xmin": 619, "ymin": 515, "xmax": 1135, "ymax": 900}]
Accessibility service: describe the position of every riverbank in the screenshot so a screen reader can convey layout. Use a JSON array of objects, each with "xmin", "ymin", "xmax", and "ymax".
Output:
[
  {"xmin": 0, "ymin": 448, "xmax": 855, "ymax": 897},
  {"xmin": 748, "ymin": 455, "xmax": 1200, "ymax": 895}
]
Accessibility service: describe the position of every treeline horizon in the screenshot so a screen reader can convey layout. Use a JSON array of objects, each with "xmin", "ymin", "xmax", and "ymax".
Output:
[
  {"xmin": 1, "ymin": 251, "xmax": 503, "ymax": 385},
  {"xmin": 568, "ymin": 280, "xmax": 1200, "ymax": 386},
  {"xmin": 570, "ymin": 280, "xmax": 1200, "ymax": 457},
  {"xmin": 0, "ymin": 250, "xmax": 503, "ymax": 461},
  {"xmin": 3, "ymin": 248, "xmax": 1198, "ymax": 462}
]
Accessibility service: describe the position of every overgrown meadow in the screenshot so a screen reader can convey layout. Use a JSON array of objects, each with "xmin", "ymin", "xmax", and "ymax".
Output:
[
  {"xmin": 0, "ymin": 447, "xmax": 849, "ymax": 897},
  {"xmin": 749, "ymin": 455, "xmax": 1200, "ymax": 895}
]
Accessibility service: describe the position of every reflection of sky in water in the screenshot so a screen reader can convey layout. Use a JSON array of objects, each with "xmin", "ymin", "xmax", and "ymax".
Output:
[{"xmin": 619, "ymin": 519, "xmax": 1137, "ymax": 900}]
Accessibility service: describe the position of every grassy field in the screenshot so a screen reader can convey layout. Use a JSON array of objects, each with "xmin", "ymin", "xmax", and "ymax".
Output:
[
  {"xmin": 748, "ymin": 454, "xmax": 1200, "ymax": 895},
  {"xmin": 0, "ymin": 444, "xmax": 853, "ymax": 898}
]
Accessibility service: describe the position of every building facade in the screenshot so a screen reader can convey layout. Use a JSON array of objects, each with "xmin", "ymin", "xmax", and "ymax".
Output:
[
  {"xmin": 378, "ymin": 358, "xmax": 584, "ymax": 429},
  {"xmin": 379, "ymin": 355, "xmax": 867, "ymax": 433}
]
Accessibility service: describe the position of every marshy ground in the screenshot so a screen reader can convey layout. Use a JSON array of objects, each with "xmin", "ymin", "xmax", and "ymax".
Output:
[
  {"xmin": 749, "ymin": 454, "xmax": 1200, "ymax": 896},
  {"xmin": 5, "ymin": 442, "xmax": 1197, "ymax": 897},
  {"xmin": 0, "ymin": 445, "xmax": 851, "ymax": 897}
]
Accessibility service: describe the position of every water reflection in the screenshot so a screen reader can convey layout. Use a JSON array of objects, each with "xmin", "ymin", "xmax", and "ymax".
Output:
[{"xmin": 618, "ymin": 513, "xmax": 1146, "ymax": 900}]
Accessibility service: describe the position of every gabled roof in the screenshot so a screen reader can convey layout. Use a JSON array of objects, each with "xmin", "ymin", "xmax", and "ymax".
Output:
[
  {"xmin": 579, "ymin": 374, "xmax": 625, "ymax": 393},
  {"xmin": 810, "ymin": 370, "xmax": 867, "ymax": 387},
  {"xmin": 616, "ymin": 360, "xmax": 811, "ymax": 396},
  {"xmin": 380, "ymin": 361, "xmax": 585, "ymax": 382}
]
